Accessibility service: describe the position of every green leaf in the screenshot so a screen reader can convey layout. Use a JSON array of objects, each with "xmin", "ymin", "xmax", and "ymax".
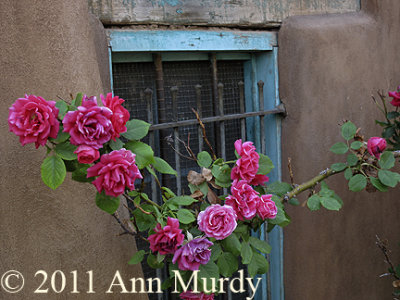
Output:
[
  {"xmin": 344, "ymin": 168, "xmax": 353, "ymax": 180},
  {"xmin": 307, "ymin": 194, "xmax": 321, "ymax": 211},
  {"xmin": 41, "ymin": 155, "xmax": 66, "ymax": 190},
  {"xmin": 267, "ymin": 181, "xmax": 292, "ymax": 197},
  {"xmin": 387, "ymin": 111, "xmax": 400, "ymax": 119},
  {"xmin": 197, "ymin": 151, "xmax": 213, "ymax": 168},
  {"xmin": 71, "ymin": 165, "xmax": 93, "ymax": 182},
  {"xmin": 72, "ymin": 92, "xmax": 83, "ymax": 107},
  {"xmin": 241, "ymin": 242, "xmax": 253, "ymax": 264},
  {"xmin": 161, "ymin": 277, "xmax": 173, "ymax": 290},
  {"xmin": 54, "ymin": 141, "xmax": 77, "ymax": 160},
  {"xmin": 217, "ymin": 252, "xmax": 238, "ymax": 277},
  {"xmin": 221, "ymin": 233, "xmax": 241, "ymax": 256},
  {"xmin": 288, "ymin": 198, "xmax": 300, "ymax": 206},
  {"xmin": 378, "ymin": 170, "xmax": 399, "ymax": 188},
  {"xmin": 109, "ymin": 138, "xmax": 124, "ymax": 150},
  {"xmin": 95, "ymin": 191, "xmax": 120, "ymax": 214},
  {"xmin": 125, "ymin": 140, "xmax": 155, "ymax": 169},
  {"xmin": 122, "ymin": 119, "xmax": 151, "ymax": 140},
  {"xmin": 257, "ymin": 154, "xmax": 274, "ymax": 175},
  {"xmin": 379, "ymin": 151, "xmax": 395, "ymax": 169},
  {"xmin": 320, "ymin": 197, "xmax": 342, "ymax": 211},
  {"xmin": 210, "ymin": 244, "xmax": 222, "ymax": 262},
  {"xmin": 198, "ymin": 262, "xmax": 219, "ymax": 291},
  {"xmin": 153, "ymin": 157, "xmax": 177, "ymax": 176},
  {"xmin": 177, "ymin": 209, "xmax": 195, "ymax": 224},
  {"xmin": 331, "ymin": 163, "xmax": 347, "ymax": 172},
  {"xmin": 132, "ymin": 204, "xmax": 156, "ymax": 231},
  {"xmin": 348, "ymin": 174, "xmax": 367, "ymax": 192},
  {"xmin": 51, "ymin": 131, "xmax": 70, "ymax": 144},
  {"xmin": 249, "ymin": 237, "xmax": 272, "ymax": 254},
  {"xmin": 346, "ymin": 153, "xmax": 359, "ymax": 166},
  {"xmin": 341, "ymin": 121, "xmax": 357, "ymax": 141},
  {"xmin": 369, "ymin": 177, "xmax": 388, "ymax": 192},
  {"xmin": 383, "ymin": 126, "xmax": 396, "ymax": 139},
  {"xmin": 128, "ymin": 250, "xmax": 146, "ymax": 265},
  {"xmin": 147, "ymin": 253, "xmax": 164, "ymax": 269},
  {"xmin": 330, "ymin": 142, "xmax": 349, "ymax": 154},
  {"xmin": 248, "ymin": 251, "xmax": 269, "ymax": 277},
  {"xmin": 211, "ymin": 164, "xmax": 231, "ymax": 183},
  {"xmin": 350, "ymin": 141, "xmax": 363, "ymax": 150},
  {"xmin": 167, "ymin": 196, "xmax": 197, "ymax": 207},
  {"xmin": 55, "ymin": 101, "xmax": 68, "ymax": 119}
]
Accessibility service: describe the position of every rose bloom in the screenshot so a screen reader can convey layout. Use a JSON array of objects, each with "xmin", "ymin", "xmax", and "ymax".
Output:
[
  {"xmin": 74, "ymin": 145, "xmax": 100, "ymax": 164},
  {"xmin": 225, "ymin": 180, "xmax": 259, "ymax": 221},
  {"xmin": 8, "ymin": 94, "xmax": 59, "ymax": 148},
  {"xmin": 86, "ymin": 148, "xmax": 142, "ymax": 197},
  {"xmin": 367, "ymin": 137, "xmax": 387, "ymax": 159},
  {"xmin": 148, "ymin": 217, "xmax": 184, "ymax": 255},
  {"xmin": 257, "ymin": 194, "xmax": 277, "ymax": 220},
  {"xmin": 180, "ymin": 291, "xmax": 214, "ymax": 300},
  {"xmin": 101, "ymin": 93, "xmax": 130, "ymax": 140},
  {"xmin": 172, "ymin": 238, "xmax": 213, "ymax": 271},
  {"xmin": 63, "ymin": 96, "xmax": 114, "ymax": 149},
  {"xmin": 197, "ymin": 204, "xmax": 237, "ymax": 240},
  {"xmin": 249, "ymin": 174, "xmax": 269, "ymax": 186},
  {"xmin": 388, "ymin": 87, "xmax": 400, "ymax": 107},
  {"xmin": 231, "ymin": 139, "xmax": 260, "ymax": 183}
]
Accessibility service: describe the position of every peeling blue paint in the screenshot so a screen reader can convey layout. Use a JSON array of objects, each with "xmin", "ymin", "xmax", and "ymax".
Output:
[
  {"xmin": 176, "ymin": 8, "xmax": 183, "ymax": 13},
  {"xmin": 158, "ymin": 0, "xmax": 182, "ymax": 7},
  {"xmin": 122, "ymin": 0, "xmax": 135, "ymax": 8}
]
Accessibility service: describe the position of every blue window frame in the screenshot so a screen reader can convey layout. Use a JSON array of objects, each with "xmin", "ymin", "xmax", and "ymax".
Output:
[{"xmin": 108, "ymin": 30, "xmax": 284, "ymax": 300}]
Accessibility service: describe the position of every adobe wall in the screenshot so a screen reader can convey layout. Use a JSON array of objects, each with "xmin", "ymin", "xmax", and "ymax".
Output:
[
  {"xmin": 0, "ymin": 1, "xmax": 146, "ymax": 299},
  {"xmin": 279, "ymin": 0, "xmax": 400, "ymax": 299}
]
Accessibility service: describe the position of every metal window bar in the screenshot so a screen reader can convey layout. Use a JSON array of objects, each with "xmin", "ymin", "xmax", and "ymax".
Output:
[{"xmin": 112, "ymin": 57, "xmax": 285, "ymax": 300}]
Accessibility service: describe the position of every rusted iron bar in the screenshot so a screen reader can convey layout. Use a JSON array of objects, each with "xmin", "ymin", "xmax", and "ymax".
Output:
[
  {"xmin": 144, "ymin": 88, "xmax": 157, "ymax": 201},
  {"xmin": 195, "ymin": 84, "xmax": 203, "ymax": 152},
  {"xmin": 238, "ymin": 81, "xmax": 246, "ymax": 141},
  {"xmin": 210, "ymin": 53, "xmax": 221, "ymax": 157},
  {"xmin": 149, "ymin": 105, "xmax": 286, "ymax": 131},
  {"xmin": 171, "ymin": 86, "xmax": 181, "ymax": 196},
  {"xmin": 218, "ymin": 82, "xmax": 226, "ymax": 161},
  {"xmin": 258, "ymin": 80, "xmax": 266, "ymax": 154}
]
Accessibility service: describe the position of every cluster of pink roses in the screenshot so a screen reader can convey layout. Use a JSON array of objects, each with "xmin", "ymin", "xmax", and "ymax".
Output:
[
  {"xmin": 8, "ymin": 93, "xmax": 142, "ymax": 197},
  {"xmin": 227, "ymin": 139, "xmax": 277, "ymax": 221},
  {"xmin": 148, "ymin": 217, "xmax": 213, "ymax": 272}
]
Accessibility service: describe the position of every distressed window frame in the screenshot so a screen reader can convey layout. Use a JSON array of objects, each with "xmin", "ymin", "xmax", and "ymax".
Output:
[{"xmin": 108, "ymin": 29, "xmax": 284, "ymax": 300}]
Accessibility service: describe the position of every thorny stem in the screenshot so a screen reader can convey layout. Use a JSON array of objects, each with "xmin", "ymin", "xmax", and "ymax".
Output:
[
  {"xmin": 112, "ymin": 211, "xmax": 150, "ymax": 243},
  {"xmin": 192, "ymin": 108, "xmax": 217, "ymax": 160},
  {"xmin": 376, "ymin": 235, "xmax": 400, "ymax": 280},
  {"xmin": 124, "ymin": 192, "xmax": 162, "ymax": 210},
  {"xmin": 281, "ymin": 151, "xmax": 400, "ymax": 203}
]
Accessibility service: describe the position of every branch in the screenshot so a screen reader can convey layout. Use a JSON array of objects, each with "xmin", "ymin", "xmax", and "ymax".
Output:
[
  {"xmin": 376, "ymin": 235, "xmax": 400, "ymax": 280},
  {"xmin": 192, "ymin": 108, "xmax": 217, "ymax": 160}
]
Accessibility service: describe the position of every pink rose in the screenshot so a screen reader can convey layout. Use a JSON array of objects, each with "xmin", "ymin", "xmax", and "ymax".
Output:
[
  {"xmin": 257, "ymin": 194, "xmax": 277, "ymax": 220},
  {"xmin": 148, "ymin": 217, "xmax": 184, "ymax": 255},
  {"xmin": 388, "ymin": 87, "xmax": 400, "ymax": 107},
  {"xmin": 74, "ymin": 145, "xmax": 100, "ymax": 164},
  {"xmin": 8, "ymin": 94, "xmax": 59, "ymax": 148},
  {"xmin": 197, "ymin": 204, "xmax": 237, "ymax": 240},
  {"xmin": 367, "ymin": 137, "xmax": 387, "ymax": 159},
  {"xmin": 101, "ymin": 93, "xmax": 130, "ymax": 140},
  {"xmin": 225, "ymin": 180, "xmax": 259, "ymax": 221},
  {"xmin": 249, "ymin": 174, "xmax": 269, "ymax": 186},
  {"xmin": 231, "ymin": 139, "xmax": 260, "ymax": 183},
  {"xmin": 63, "ymin": 96, "xmax": 114, "ymax": 149},
  {"xmin": 87, "ymin": 148, "xmax": 142, "ymax": 197},
  {"xmin": 172, "ymin": 237, "xmax": 213, "ymax": 271},
  {"xmin": 180, "ymin": 291, "xmax": 214, "ymax": 300}
]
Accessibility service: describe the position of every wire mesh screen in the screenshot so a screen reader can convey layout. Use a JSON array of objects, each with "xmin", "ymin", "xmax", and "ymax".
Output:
[{"xmin": 112, "ymin": 58, "xmax": 247, "ymax": 300}]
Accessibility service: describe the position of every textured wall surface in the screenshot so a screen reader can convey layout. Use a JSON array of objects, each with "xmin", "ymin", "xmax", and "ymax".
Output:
[
  {"xmin": 88, "ymin": 0, "xmax": 360, "ymax": 27},
  {"xmin": 279, "ymin": 0, "xmax": 400, "ymax": 299},
  {"xmin": 0, "ymin": 1, "xmax": 147, "ymax": 299}
]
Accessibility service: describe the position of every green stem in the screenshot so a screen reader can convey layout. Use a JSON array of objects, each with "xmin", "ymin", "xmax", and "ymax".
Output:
[{"xmin": 281, "ymin": 168, "xmax": 344, "ymax": 202}]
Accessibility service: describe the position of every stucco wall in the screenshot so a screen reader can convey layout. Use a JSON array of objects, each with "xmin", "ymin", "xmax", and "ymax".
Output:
[
  {"xmin": 0, "ymin": 1, "xmax": 146, "ymax": 299},
  {"xmin": 279, "ymin": 0, "xmax": 400, "ymax": 299}
]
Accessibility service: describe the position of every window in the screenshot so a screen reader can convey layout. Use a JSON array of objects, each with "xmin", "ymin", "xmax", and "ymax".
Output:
[{"xmin": 109, "ymin": 30, "xmax": 284, "ymax": 300}]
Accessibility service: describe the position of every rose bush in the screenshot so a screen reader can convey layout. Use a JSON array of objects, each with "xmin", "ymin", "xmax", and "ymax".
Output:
[{"xmin": 7, "ymin": 88, "xmax": 400, "ymax": 299}]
